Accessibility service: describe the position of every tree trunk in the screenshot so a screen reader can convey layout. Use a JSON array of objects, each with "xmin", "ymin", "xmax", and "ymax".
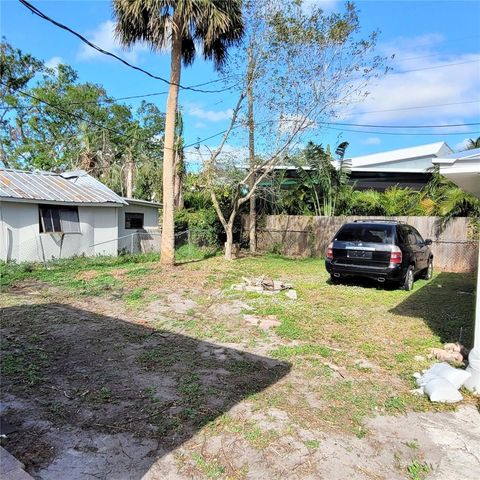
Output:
[
  {"xmin": 125, "ymin": 154, "xmax": 134, "ymax": 198},
  {"xmin": 173, "ymin": 150, "xmax": 184, "ymax": 210},
  {"xmin": 225, "ymin": 223, "xmax": 234, "ymax": 261},
  {"xmin": 160, "ymin": 23, "xmax": 182, "ymax": 266},
  {"xmin": 247, "ymin": 45, "xmax": 257, "ymax": 253}
]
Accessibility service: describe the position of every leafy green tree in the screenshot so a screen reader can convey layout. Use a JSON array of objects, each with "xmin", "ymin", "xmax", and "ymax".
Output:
[
  {"xmin": 206, "ymin": 0, "xmax": 385, "ymax": 259},
  {"xmin": 113, "ymin": 0, "xmax": 245, "ymax": 266},
  {"xmin": 0, "ymin": 42, "xmax": 165, "ymax": 200},
  {"xmin": 292, "ymin": 142, "xmax": 350, "ymax": 216},
  {"xmin": 0, "ymin": 40, "xmax": 43, "ymax": 167}
]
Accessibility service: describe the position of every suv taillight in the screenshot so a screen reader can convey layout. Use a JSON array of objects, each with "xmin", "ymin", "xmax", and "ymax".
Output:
[
  {"xmin": 390, "ymin": 246, "xmax": 402, "ymax": 264},
  {"xmin": 327, "ymin": 242, "xmax": 333, "ymax": 260}
]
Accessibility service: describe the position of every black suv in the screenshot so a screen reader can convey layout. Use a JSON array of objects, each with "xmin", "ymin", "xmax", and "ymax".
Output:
[{"xmin": 325, "ymin": 220, "xmax": 433, "ymax": 290}]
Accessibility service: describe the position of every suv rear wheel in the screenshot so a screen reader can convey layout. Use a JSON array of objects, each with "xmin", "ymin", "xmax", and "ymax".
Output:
[{"xmin": 402, "ymin": 266, "xmax": 415, "ymax": 291}]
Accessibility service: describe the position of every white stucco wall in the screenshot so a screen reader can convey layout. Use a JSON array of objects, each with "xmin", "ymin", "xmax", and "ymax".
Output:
[
  {"xmin": 117, "ymin": 203, "xmax": 160, "ymax": 254},
  {"xmin": 0, "ymin": 201, "xmax": 119, "ymax": 263}
]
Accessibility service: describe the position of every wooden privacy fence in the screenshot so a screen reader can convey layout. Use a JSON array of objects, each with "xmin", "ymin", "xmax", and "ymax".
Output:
[{"xmin": 244, "ymin": 215, "xmax": 479, "ymax": 273}]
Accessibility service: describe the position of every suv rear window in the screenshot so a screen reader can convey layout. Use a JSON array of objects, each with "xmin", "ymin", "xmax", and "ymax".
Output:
[{"xmin": 335, "ymin": 224, "xmax": 394, "ymax": 244}]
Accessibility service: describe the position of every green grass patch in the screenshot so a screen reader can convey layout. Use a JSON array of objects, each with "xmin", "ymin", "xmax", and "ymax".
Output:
[
  {"xmin": 1, "ymin": 351, "xmax": 44, "ymax": 386},
  {"xmin": 406, "ymin": 460, "xmax": 432, "ymax": 480},
  {"xmin": 304, "ymin": 439, "xmax": 320, "ymax": 449},
  {"xmin": 175, "ymin": 244, "xmax": 218, "ymax": 263},
  {"xmin": 191, "ymin": 453, "xmax": 225, "ymax": 478},
  {"xmin": 124, "ymin": 287, "xmax": 147, "ymax": 306},
  {"xmin": 271, "ymin": 344, "xmax": 333, "ymax": 359}
]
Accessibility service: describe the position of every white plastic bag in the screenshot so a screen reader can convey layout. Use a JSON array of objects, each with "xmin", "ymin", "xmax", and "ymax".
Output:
[
  {"xmin": 417, "ymin": 362, "xmax": 471, "ymax": 389},
  {"xmin": 423, "ymin": 377, "xmax": 463, "ymax": 403}
]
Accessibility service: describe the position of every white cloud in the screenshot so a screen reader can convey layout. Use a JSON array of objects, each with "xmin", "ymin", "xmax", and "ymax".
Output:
[
  {"xmin": 45, "ymin": 56, "xmax": 63, "ymax": 70},
  {"xmin": 362, "ymin": 137, "xmax": 381, "ymax": 145},
  {"xmin": 194, "ymin": 122, "xmax": 207, "ymax": 129},
  {"xmin": 344, "ymin": 34, "xmax": 480, "ymax": 127},
  {"xmin": 187, "ymin": 103, "xmax": 233, "ymax": 122},
  {"xmin": 77, "ymin": 20, "xmax": 148, "ymax": 62}
]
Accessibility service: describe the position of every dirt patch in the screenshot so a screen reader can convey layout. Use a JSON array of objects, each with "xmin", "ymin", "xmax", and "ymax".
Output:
[
  {"xmin": 0, "ymin": 299, "xmax": 290, "ymax": 478},
  {"xmin": 1, "ymin": 259, "xmax": 478, "ymax": 479},
  {"xmin": 75, "ymin": 270, "xmax": 100, "ymax": 281}
]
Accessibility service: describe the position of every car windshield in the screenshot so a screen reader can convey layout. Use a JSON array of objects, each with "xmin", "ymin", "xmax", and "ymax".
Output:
[{"xmin": 335, "ymin": 224, "xmax": 394, "ymax": 244}]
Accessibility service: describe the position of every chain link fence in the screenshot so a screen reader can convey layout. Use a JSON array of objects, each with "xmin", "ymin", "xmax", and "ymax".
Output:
[{"xmin": 7, "ymin": 228, "xmax": 219, "ymax": 268}]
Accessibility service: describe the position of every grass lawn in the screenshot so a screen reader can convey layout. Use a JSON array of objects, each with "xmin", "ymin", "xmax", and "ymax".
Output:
[{"xmin": 0, "ymin": 250, "xmax": 476, "ymax": 478}]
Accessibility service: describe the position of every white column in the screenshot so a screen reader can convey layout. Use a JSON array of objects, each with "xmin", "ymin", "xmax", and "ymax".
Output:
[
  {"xmin": 464, "ymin": 239, "xmax": 480, "ymax": 392},
  {"xmin": 475, "ymin": 240, "xmax": 480, "ymax": 347}
]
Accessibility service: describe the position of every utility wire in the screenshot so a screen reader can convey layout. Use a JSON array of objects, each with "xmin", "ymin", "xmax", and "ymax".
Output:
[
  {"xmin": 4, "ymin": 84, "xmax": 478, "ymax": 161},
  {"xmin": 396, "ymin": 59, "xmax": 480, "ymax": 74},
  {"xmin": 20, "ymin": 0, "xmax": 479, "ymax": 92},
  {"xmin": 349, "ymin": 99, "xmax": 480, "ymax": 115},
  {"xmin": 320, "ymin": 120, "xmax": 480, "ymax": 129},
  {"xmin": 324, "ymin": 125, "xmax": 480, "ymax": 136},
  {"xmin": 18, "ymin": 0, "xmax": 236, "ymax": 94},
  {"xmin": 5, "ymin": 84, "xmax": 478, "ymax": 131}
]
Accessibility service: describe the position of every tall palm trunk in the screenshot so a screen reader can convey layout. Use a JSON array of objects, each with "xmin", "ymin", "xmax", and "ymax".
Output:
[
  {"xmin": 125, "ymin": 152, "xmax": 134, "ymax": 198},
  {"xmin": 160, "ymin": 21, "xmax": 182, "ymax": 266}
]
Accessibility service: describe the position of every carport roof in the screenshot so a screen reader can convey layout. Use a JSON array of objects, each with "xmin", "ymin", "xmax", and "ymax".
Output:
[{"xmin": 0, "ymin": 168, "xmax": 128, "ymax": 205}]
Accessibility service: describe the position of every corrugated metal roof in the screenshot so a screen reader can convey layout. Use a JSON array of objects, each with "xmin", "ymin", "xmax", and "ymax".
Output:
[{"xmin": 0, "ymin": 168, "xmax": 127, "ymax": 205}]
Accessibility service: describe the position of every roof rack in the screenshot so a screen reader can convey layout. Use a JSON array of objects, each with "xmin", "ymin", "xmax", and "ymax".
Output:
[{"xmin": 352, "ymin": 219, "xmax": 405, "ymax": 224}]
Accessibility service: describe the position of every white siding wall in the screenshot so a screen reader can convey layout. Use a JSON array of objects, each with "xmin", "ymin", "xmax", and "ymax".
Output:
[
  {"xmin": 0, "ymin": 201, "xmax": 118, "ymax": 262},
  {"xmin": 117, "ymin": 204, "xmax": 160, "ymax": 253}
]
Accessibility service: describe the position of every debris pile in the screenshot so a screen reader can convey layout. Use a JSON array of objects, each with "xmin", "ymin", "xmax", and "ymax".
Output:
[
  {"xmin": 413, "ymin": 362, "xmax": 471, "ymax": 403},
  {"xmin": 232, "ymin": 276, "xmax": 297, "ymax": 298},
  {"xmin": 428, "ymin": 342, "xmax": 470, "ymax": 364}
]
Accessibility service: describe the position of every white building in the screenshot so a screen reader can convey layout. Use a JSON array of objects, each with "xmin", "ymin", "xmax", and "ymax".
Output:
[
  {"xmin": 433, "ymin": 147, "xmax": 480, "ymax": 393},
  {"xmin": 0, "ymin": 168, "xmax": 161, "ymax": 263},
  {"xmin": 342, "ymin": 141, "xmax": 454, "ymax": 191}
]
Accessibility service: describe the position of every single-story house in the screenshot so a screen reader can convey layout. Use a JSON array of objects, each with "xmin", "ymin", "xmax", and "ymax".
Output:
[
  {"xmin": 0, "ymin": 168, "xmax": 161, "ymax": 263},
  {"xmin": 342, "ymin": 141, "xmax": 453, "ymax": 191},
  {"xmin": 268, "ymin": 141, "xmax": 454, "ymax": 191}
]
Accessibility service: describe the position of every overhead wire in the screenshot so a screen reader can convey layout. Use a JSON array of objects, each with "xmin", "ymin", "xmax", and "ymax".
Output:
[{"xmin": 18, "ymin": 0, "xmax": 237, "ymax": 94}]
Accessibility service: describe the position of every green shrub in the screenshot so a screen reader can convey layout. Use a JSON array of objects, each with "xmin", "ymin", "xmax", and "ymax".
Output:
[{"xmin": 175, "ymin": 208, "xmax": 222, "ymax": 247}]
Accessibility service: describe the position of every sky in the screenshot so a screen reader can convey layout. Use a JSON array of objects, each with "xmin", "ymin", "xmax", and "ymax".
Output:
[{"xmin": 1, "ymin": 0, "xmax": 480, "ymax": 167}]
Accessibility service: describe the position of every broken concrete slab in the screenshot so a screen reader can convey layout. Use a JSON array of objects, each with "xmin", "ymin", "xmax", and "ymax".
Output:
[
  {"xmin": 236, "ymin": 276, "xmax": 295, "ymax": 296},
  {"xmin": 243, "ymin": 314, "xmax": 281, "ymax": 330}
]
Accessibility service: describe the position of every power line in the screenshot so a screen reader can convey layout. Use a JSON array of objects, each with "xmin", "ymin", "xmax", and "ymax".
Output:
[
  {"xmin": 396, "ymin": 59, "xmax": 480, "ymax": 74},
  {"xmin": 324, "ymin": 125, "xmax": 480, "ymax": 137},
  {"xmin": 2, "ymin": 83, "xmax": 214, "ymax": 155},
  {"xmin": 349, "ymin": 99, "xmax": 480, "ymax": 115},
  {"xmin": 18, "ymin": 0, "xmax": 236, "ymax": 94},
  {"xmin": 0, "ymin": 82, "xmax": 240, "ymax": 110},
  {"xmin": 5, "ymin": 86, "xmax": 478, "ymax": 131},
  {"xmin": 320, "ymin": 120, "xmax": 480, "ymax": 129},
  {"xmin": 4, "ymin": 83, "xmax": 478, "ymax": 158}
]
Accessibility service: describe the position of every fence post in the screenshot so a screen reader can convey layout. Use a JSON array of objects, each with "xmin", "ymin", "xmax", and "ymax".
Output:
[{"xmin": 131, "ymin": 234, "xmax": 134, "ymax": 254}]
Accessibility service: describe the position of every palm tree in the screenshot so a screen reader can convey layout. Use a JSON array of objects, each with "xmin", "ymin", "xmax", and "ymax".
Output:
[
  {"xmin": 113, "ymin": 0, "xmax": 244, "ymax": 265},
  {"xmin": 465, "ymin": 137, "xmax": 480, "ymax": 150}
]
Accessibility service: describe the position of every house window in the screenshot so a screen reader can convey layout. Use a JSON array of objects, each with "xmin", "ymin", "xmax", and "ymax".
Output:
[
  {"xmin": 125, "ymin": 212, "xmax": 144, "ymax": 229},
  {"xmin": 39, "ymin": 205, "xmax": 80, "ymax": 233}
]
